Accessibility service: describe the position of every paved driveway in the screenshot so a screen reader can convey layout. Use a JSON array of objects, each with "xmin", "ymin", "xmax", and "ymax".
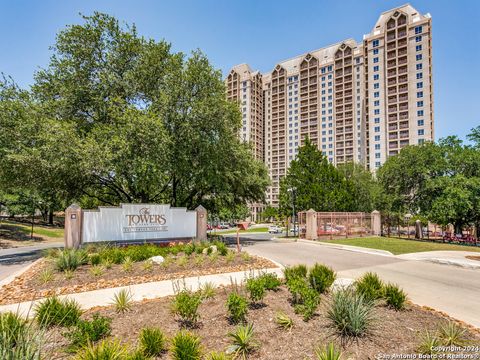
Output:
[{"xmin": 242, "ymin": 239, "xmax": 480, "ymax": 328}]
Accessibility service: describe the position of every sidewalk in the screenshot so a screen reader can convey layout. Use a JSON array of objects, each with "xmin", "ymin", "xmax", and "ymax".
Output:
[
  {"xmin": 0, "ymin": 267, "xmax": 283, "ymax": 317},
  {"xmin": 397, "ymin": 251, "xmax": 480, "ymax": 269}
]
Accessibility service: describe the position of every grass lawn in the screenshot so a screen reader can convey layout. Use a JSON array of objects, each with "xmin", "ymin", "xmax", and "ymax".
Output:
[
  {"xmin": 322, "ymin": 236, "xmax": 480, "ymax": 255},
  {"xmin": 1, "ymin": 220, "xmax": 64, "ymax": 239},
  {"xmin": 214, "ymin": 226, "xmax": 269, "ymax": 235}
]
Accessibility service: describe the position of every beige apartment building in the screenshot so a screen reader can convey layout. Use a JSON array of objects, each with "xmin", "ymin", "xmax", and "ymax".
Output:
[{"xmin": 226, "ymin": 4, "xmax": 434, "ymax": 213}]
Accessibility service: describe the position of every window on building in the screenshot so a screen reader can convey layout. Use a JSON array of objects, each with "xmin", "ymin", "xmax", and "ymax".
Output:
[
  {"xmin": 417, "ymin": 110, "xmax": 424, "ymax": 116},
  {"xmin": 374, "ymin": 74, "xmax": 379, "ymax": 80},
  {"xmin": 373, "ymin": 49, "xmax": 379, "ymax": 55},
  {"xmin": 416, "ymin": 63, "xmax": 423, "ymax": 70},
  {"xmin": 418, "ymin": 129, "xmax": 425, "ymax": 135},
  {"xmin": 375, "ymin": 144, "xmax": 381, "ymax": 150},
  {"xmin": 374, "ymin": 92, "xmax": 380, "ymax": 98},
  {"xmin": 374, "ymin": 66, "xmax": 379, "ymax": 72},
  {"xmin": 374, "ymin": 118, "xmax": 380, "ymax": 123},
  {"xmin": 415, "ymin": 35, "xmax": 422, "ymax": 42},
  {"xmin": 374, "ymin": 83, "xmax": 379, "ymax": 89},
  {"xmin": 373, "ymin": 57, "xmax": 379, "ymax": 63},
  {"xmin": 416, "ymin": 54, "xmax": 423, "ymax": 61},
  {"xmin": 418, "ymin": 139, "xmax": 425, "ymax": 145},
  {"xmin": 418, "ymin": 119, "xmax": 424, "ymax": 126},
  {"xmin": 416, "ymin": 73, "xmax": 423, "ymax": 79},
  {"xmin": 417, "ymin": 101, "xmax": 424, "ymax": 107},
  {"xmin": 375, "ymin": 161, "xmax": 381, "ymax": 168},
  {"xmin": 375, "ymin": 135, "xmax": 381, "ymax": 141},
  {"xmin": 374, "ymin": 100, "xmax": 380, "ymax": 106},
  {"xmin": 416, "ymin": 45, "xmax": 422, "ymax": 51},
  {"xmin": 375, "ymin": 153, "xmax": 381, "ymax": 158},
  {"xmin": 374, "ymin": 109, "xmax": 380, "ymax": 115},
  {"xmin": 417, "ymin": 82, "xmax": 423, "ymax": 89},
  {"xmin": 417, "ymin": 91, "xmax": 424, "ymax": 98},
  {"xmin": 373, "ymin": 39, "xmax": 379, "ymax": 47},
  {"xmin": 415, "ymin": 26, "xmax": 423, "ymax": 34}
]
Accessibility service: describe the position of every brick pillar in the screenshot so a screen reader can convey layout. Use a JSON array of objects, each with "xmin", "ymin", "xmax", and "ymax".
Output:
[
  {"xmin": 195, "ymin": 205, "xmax": 207, "ymax": 241},
  {"xmin": 371, "ymin": 210, "xmax": 381, "ymax": 236},
  {"xmin": 65, "ymin": 204, "xmax": 82, "ymax": 249},
  {"xmin": 305, "ymin": 209, "xmax": 318, "ymax": 240}
]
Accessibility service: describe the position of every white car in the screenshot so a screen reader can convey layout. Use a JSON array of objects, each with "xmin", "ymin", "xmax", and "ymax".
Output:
[{"xmin": 268, "ymin": 225, "xmax": 282, "ymax": 234}]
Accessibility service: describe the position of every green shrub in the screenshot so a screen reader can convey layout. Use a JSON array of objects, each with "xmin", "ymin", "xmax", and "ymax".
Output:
[
  {"xmin": 314, "ymin": 342, "xmax": 343, "ymax": 360},
  {"xmin": 184, "ymin": 242, "xmax": 196, "ymax": 256},
  {"xmin": 75, "ymin": 339, "xmax": 128, "ymax": 360},
  {"xmin": 64, "ymin": 269, "xmax": 75, "ymax": 280},
  {"xmin": 0, "ymin": 312, "xmax": 43, "ymax": 360},
  {"xmin": 170, "ymin": 330, "xmax": 202, "ymax": 360},
  {"xmin": 171, "ymin": 290, "xmax": 202, "ymax": 326},
  {"xmin": 199, "ymin": 281, "xmax": 216, "ymax": 300},
  {"xmin": 274, "ymin": 311, "xmax": 294, "ymax": 330},
  {"xmin": 327, "ymin": 287, "xmax": 375, "ymax": 337},
  {"xmin": 139, "ymin": 327, "xmax": 167, "ymax": 357},
  {"xmin": 245, "ymin": 277, "xmax": 266, "ymax": 304},
  {"xmin": 206, "ymin": 351, "xmax": 230, "ymax": 360},
  {"xmin": 225, "ymin": 251, "xmax": 236, "ymax": 264},
  {"xmin": 258, "ymin": 273, "xmax": 281, "ymax": 291},
  {"xmin": 89, "ymin": 265, "xmax": 105, "ymax": 277},
  {"xmin": 293, "ymin": 286, "xmax": 320, "ymax": 321},
  {"xmin": 111, "ymin": 289, "xmax": 133, "ymax": 313},
  {"xmin": 64, "ymin": 313, "xmax": 112, "ymax": 350},
  {"xmin": 383, "ymin": 283, "xmax": 407, "ymax": 310},
  {"xmin": 417, "ymin": 330, "xmax": 440, "ymax": 355},
  {"xmin": 122, "ymin": 257, "xmax": 134, "ymax": 272},
  {"xmin": 439, "ymin": 321, "xmax": 466, "ymax": 346},
  {"xmin": 226, "ymin": 292, "xmax": 248, "ymax": 324},
  {"xmin": 88, "ymin": 253, "xmax": 101, "ymax": 265},
  {"xmin": 283, "ymin": 264, "xmax": 308, "ymax": 283},
  {"xmin": 213, "ymin": 240, "xmax": 228, "ymax": 256},
  {"xmin": 177, "ymin": 254, "xmax": 188, "ymax": 267},
  {"xmin": 308, "ymin": 264, "xmax": 336, "ymax": 294},
  {"xmin": 55, "ymin": 249, "xmax": 87, "ymax": 272},
  {"xmin": 142, "ymin": 259, "xmax": 153, "ymax": 272},
  {"xmin": 226, "ymin": 323, "xmax": 259, "ymax": 359},
  {"xmin": 0, "ymin": 311, "xmax": 27, "ymax": 347},
  {"xmin": 240, "ymin": 252, "xmax": 251, "ymax": 262},
  {"xmin": 39, "ymin": 268, "xmax": 54, "ymax": 284},
  {"xmin": 355, "ymin": 272, "xmax": 383, "ymax": 302},
  {"xmin": 35, "ymin": 296, "xmax": 82, "ymax": 328}
]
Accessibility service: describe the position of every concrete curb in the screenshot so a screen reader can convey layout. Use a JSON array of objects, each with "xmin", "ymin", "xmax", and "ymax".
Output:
[
  {"xmin": 0, "ymin": 258, "xmax": 42, "ymax": 287},
  {"xmin": 418, "ymin": 258, "xmax": 480, "ymax": 270},
  {"xmin": 298, "ymin": 239, "xmax": 395, "ymax": 257},
  {"xmin": 0, "ymin": 267, "xmax": 283, "ymax": 317}
]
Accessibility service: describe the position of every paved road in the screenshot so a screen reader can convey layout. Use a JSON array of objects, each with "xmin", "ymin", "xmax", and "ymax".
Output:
[{"xmin": 241, "ymin": 238, "xmax": 480, "ymax": 328}]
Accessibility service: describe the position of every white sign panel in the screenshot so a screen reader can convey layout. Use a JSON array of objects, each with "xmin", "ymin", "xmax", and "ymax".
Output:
[{"xmin": 82, "ymin": 204, "xmax": 196, "ymax": 243}]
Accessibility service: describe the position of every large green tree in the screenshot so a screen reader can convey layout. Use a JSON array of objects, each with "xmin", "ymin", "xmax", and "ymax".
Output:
[
  {"xmin": 0, "ymin": 13, "xmax": 269, "ymax": 216},
  {"xmin": 279, "ymin": 138, "xmax": 355, "ymax": 214}
]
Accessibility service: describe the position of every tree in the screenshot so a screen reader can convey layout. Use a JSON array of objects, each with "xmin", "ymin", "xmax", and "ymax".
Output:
[
  {"xmin": 0, "ymin": 13, "xmax": 269, "ymax": 215},
  {"xmin": 279, "ymin": 138, "xmax": 355, "ymax": 214},
  {"xmin": 260, "ymin": 206, "xmax": 278, "ymax": 222}
]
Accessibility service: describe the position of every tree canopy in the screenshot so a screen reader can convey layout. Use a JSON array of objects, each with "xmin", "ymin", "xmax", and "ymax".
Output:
[{"xmin": 0, "ymin": 13, "xmax": 269, "ymax": 220}]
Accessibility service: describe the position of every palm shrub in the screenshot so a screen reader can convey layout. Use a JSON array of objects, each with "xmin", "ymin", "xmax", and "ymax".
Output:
[
  {"xmin": 111, "ymin": 289, "xmax": 133, "ymax": 313},
  {"xmin": 89, "ymin": 265, "xmax": 105, "ymax": 277},
  {"xmin": 226, "ymin": 292, "xmax": 248, "ymax": 324},
  {"xmin": 39, "ymin": 268, "xmax": 54, "ymax": 284},
  {"xmin": 245, "ymin": 277, "xmax": 266, "ymax": 304},
  {"xmin": 283, "ymin": 264, "xmax": 308, "ymax": 283},
  {"xmin": 64, "ymin": 313, "xmax": 112, "ymax": 350},
  {"xmin": 75, "ymin": 338, "xmax": 129, "ymax": 360},
  {"xmin": 354, "ymin": 272, "xmax": 383, "ymax": 302},
  {"xmin": 0, "ymin": 312, "xmax": 44, "ymax": 360},
  {"xmin": 35, "ymin": 296, "xmax": 82, "ymax": 328},
  {"xmin": 258, "ymin": 273, "xmax": 281, "ymax": 291},
  {"xmin": 206, "ymin": 351, "xmax": 230, "ymax": 360},
  {"xmin": 439, "ymin": 321, "xmax": 466, "ymax": 346},
  {"xmin": 417, "ymin": 330, "xmax": 440, "ymax": 355},
  {"xmin": 274, "ymin": 311, "xmax": 294, "ymax": 330},
  {"xmin": 55, "ymin": 249, "xmax": 87, "ymax": 272},
  {"xmin": 383, "ymin": 283, "xmax": 407, "ymax": 310},
  {"xmin": 171, "ymin": 290, "xmax": 202, "ymax": 327},
  {"xmin": 327, "ymin": 287, "xmax": 375, "ymax": 337},
  {"xmin": 122, "ymin": 256, "xmax": 134, "ymax": 272},
  {"xmin": 139, "ymin": 327, "xmax": 167, "ymax": 357},
  {"xmin": 170, "ymin": 330, "xmax": 202, "ymax": 360},
  {"xmin": 199, "ymin": 281, "xmax": 216, "ymax": 300},
  {"xmin": 227, "ymin": 323, "xmax": 259, "ymax": 360},
  {"xmin": 314, "ymin": 342, "xmax": 343, "ymax": 360},
  {"xmin": 308, "ymin": 264, "xmax": 336, "ymax": 294}
]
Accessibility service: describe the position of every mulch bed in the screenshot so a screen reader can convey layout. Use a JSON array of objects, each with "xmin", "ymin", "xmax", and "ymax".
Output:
[
  {"xmin": 0, "ymin": 254, "xmax": 277, "ymax": 305},
  {"xmin": 44, "ymin": 285, "xmax": 480, "ymax": 360}
]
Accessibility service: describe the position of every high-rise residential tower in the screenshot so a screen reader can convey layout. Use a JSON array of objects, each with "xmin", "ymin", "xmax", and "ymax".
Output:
[{"xmin": 225, "ymin": 4, "xmax": 433, "ymax": 212}]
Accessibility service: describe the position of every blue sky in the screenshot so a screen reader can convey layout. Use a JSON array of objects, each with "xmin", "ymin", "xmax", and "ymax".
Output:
[{"xmin": 1, "ymin": 0, "xmax": 479, "ymax": 140}]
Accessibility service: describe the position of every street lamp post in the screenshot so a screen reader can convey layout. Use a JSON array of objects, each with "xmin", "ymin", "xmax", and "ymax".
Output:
[
  {"xmin": 288, "ymin": 187, "xmax": 297, "ymax": 238},
  {"xmin": 404, "ymin": 213, "xmax": 412, "ymax": 239}
]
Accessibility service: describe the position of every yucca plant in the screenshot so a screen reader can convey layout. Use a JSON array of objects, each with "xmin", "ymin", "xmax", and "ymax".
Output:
[
  {"xmin": 274, "ymin": 311, "xmax": 294, "ymax": 330},
  {"xmin": 226, "ymin": 292, "xmax": 248, "ymax": 324},
  {"xmin": 314, "ymin": 342, "xmax": 343, "ymax": 360},
  {"xmin": 111, "ymin": 289, "xmax": 133, "ymax": 313},
  {"xmin": 171, "ymin": 289, "xmax": 202, "ymax": 327},
  {"xmin": 55, "ymin": 249, "xmax": 87, "ymax": 272},
  {"xmin": 35, "ymin": 296, "xmax": 82, "ymax": 328},
  {"xmin": 240, "ymin": 252, "xmax": 251, "ymax": 262},
  {"xmin": 225, "ymin": 251, "xmax": 236, "ymax": 264},
  {"xmin": 89, "ymin": 265, "xmax": 105, "ymax": 277},
  {"xmin": 64, "ymin": 269, "xmax": 75, "ymax": 280},
  {"xmin": 383, "ymin": 283, "xmax": 407, "ymax": 310},
  {"xmin": 354, "ymin": 272, "xmax": 384, "ymax": 303},
  {"xmin": 209, "ymin": 252, "xmax": 219, "ymax": 263},
  {"xmin": 327, "ymin": 287, "xmax": 374, "ymax": 337},
  {"xmin": 177, "ymin": 255, "xmax": 188, "ymax": 267},
  {"xmin": 102, "ymin": 258, "xmax": 113, "ymax": 269},
  {"xmin": 0, "ymin": 311, "xmax": 27, "ymax": 347},
  {"xmin": 122, "ymin": 256, "xmax": 134, "ymax": 272},
  {"xmin": 206, "ymin": 351, "xmax": 230, "ymax": 360},
  {"xmin": 170, "ymin": 330, "xmax": 202, "ymax": 360},
  {"xmin": 139, "ymin": 327, "xmax": 167, "ymax": 357},
  {"xmin": 226, "ymin": 323, "xmax": 259, "ymax": 360},
  {"xmin": 75, "ymin": 338, "xmax": 128, "ymax": 360},
  {"xmin": 308, "ymin": 263, "xmax": 336, "ymax": 294},
  {"xmin": 199, "ymin": 281, "xmax": 216, "ymax": 300},
  {"xmin": 0, "ymin": 312, "xmax": 44, "ymax": 360},
  {"xmin": 39, "ymin": 268, "xmax": 54, "ymax": 284},
  {"xmin": 142, "ymin": 259, "xmax": 153, "ymax": 272},
  {"xmin": 194, "ymin": 254, "xmax": 205, "ymax": 266},
  {"xmin": 439, "ymin": 321, "xmax": 466, "ymax": 346},
  {"xmin": 417, "ymin": 330, "xmax": 440, "ymax": 355}
]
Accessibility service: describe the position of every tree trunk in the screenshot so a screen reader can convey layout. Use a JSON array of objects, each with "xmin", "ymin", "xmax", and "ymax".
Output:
[{"xmin": 48, "ymin": 210, "xmax": 54, "ymax": 225}]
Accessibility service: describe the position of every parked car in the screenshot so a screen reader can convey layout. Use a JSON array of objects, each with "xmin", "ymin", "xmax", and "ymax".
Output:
[
  {"xmin": 218, "ymin": 223, "xmax": 230, "ymax": 229},
  {"xmin": 268, "ymin": 225, "xmax": 282, "ymax": 234}
]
